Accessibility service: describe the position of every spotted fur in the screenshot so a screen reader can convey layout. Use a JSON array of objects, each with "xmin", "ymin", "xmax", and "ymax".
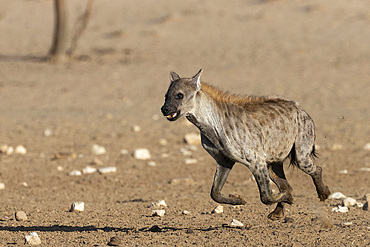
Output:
[{"xmin": 161, "ymin": 69, "xmax": 330, "ymax": 220}]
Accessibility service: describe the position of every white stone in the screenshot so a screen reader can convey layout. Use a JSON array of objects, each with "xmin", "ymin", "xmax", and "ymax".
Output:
[
  {"xmin": 43, "ymin": 129, "xmax": 53, "ymax": 137},
  {"xmin": 338, "ymin": 169, "xmax": 348, "ymax": 174},
  {"xmin": 68, "ymin": 170, "xmax": 82, "ymax": 176},
  {"xmin": 97, "ymin": 166, "xmax": 117, "ymax": 174},
  {"xmin": 184, "ymin": 158, "xmax": 198, "ymax": 164},
  {"xmin": 159, "ymin": 138, "xmax": 168, "ymax": 146},
  {"xmin": 328, "ymin": 192, "xmax": 346, "ymax": 200},
  {"xmin": 363, "ymin": 143, "xmax": 370, "ymax": 151},
  {"xmin": 152, "ymin": 209, "xmax": 165, "ymax": 217},
  {"xmin": 57, "ymin": 166, "xmax": 64, "ymax": 171},
  {"xmin": 182, "ymin": 210, "xmax": 190, "ymax": 215},
  {"xmin": 211, "ymin": 205, "xmax": 224, "ymax": 214},
  {"xmin": 184, "ymin": 133, "xmax": 201, "ymax": 145},
  {"xmin": 15, "ymin": 211, "xmax": 28, "ymax": 221},
  {"xmin": 170, "ymin": 177, "xmax": 194, "ymax": 185},
  {"xmin": 131, "ymin": 125, "xmax": 141, "ymax": 132},
  {"xmin": 180, "ymin": 148, "xmax": 192, "ymax": 156},
  {"xmin": 360, "ymin": 167, "xmax": 370, "ymax": 172},
  {"xmin": 20, "ymin": 182, "xmax": 28, "ymax": 187},
  {"xmin": 82, "ymin": 166, "xmax": 97, "ymax": 174},
  {"xmin": 133, "ymin": 148, "xmax": 151, "ymax": 160},
  {"xmin": 343, "ymin": 222, "xmax": 353, "ymax": 226},
  {"xmin": 0, "ymin": 144, "xmax": 8, "ymax": 153},
  {"xmin": 332, "ymin": 206, "xmax": 348, "ymax": 213},
  {"xmin": 356, "ymin": 202, "xmax": 364, "ymax": 208},
  {"xmin": 231, "ymin": 219, "xmax": 244, "ymax": 227},
  {"xmin": 25, "ymin": 232, "xmax": 41, "ymax": 245},
  {"xmin": 120, "ymin": 149, "xmax": 129, "ymax": 155},
  {"xmin": 161, "ymin": 153, "xmax": 170, "ymax": 158},
  {"xmin": 0, "ymin": 182, "xmax": 5, "ymax": 190},
  {"xmin": 91, "ymin": 144, "xmax": 107, "ymax": 155},
  {"xmin": 70, "ymin": 202, "xmax": 85, "ymax": 212},
  {"xmin": 342, "ymin": 197, "xmax": 357, "ymax": 207},
  {"xmin": 329, "ymin": 144, "xmax": 343, "ymax": 151},
  {"xmin": 147, "ymin": 161, "xmax": 156, "ymax": 167},
  {"xmin": 150, "ymin": 200, "xmax": 167, "ymax": 208},
  {"xmin": 6, "ymin": 146, "xmax": 14, "ymax": 155},
  {"xmin": 15, "ymin": 145, "xmax": 27, "ymax": 154}
]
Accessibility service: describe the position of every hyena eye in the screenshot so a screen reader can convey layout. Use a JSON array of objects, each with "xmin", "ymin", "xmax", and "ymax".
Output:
[{"xmin": 174, "ymin": 93, "xmax": 184, "ymax": 100}]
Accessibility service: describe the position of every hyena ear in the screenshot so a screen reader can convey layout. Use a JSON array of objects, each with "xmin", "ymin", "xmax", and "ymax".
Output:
[
  {"xmin": 192, "ymin": 69, "xmax": 203, "ymax": 90},
  {"xmin": 170, "ymin": 71, "xmax": 181, "ymax": 82}
]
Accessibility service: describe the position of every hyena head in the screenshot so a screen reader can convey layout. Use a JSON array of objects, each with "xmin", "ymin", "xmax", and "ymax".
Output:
[{"xmin": 161, "ymin": 69, "xmax": 203, "ymax": 121}]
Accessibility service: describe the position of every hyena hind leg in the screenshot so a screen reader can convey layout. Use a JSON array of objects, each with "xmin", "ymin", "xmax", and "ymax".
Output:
[
  {"xmin": 294, "ymin": 145, "xmax": 330, "ymax": 201},
  {"xmin": 267, "ymin": 162, "xmax": 293, "ymax": 220}
]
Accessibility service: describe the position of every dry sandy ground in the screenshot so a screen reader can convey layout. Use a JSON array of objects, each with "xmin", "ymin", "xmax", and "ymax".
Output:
[{"xmin": 0, "ymin": 0, "xmax": 369, "ymax": 246}]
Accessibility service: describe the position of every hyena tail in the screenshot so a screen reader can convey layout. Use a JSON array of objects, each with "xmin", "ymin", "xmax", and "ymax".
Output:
[{"xmin": 288, "ymin": 143, "xmax": 317, "ymax": 167}]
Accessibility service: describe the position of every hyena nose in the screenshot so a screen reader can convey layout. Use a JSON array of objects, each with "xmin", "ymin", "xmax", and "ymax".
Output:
[{"xmin": 161, "ymin": 105, "xmax": 170, "ymax": 116}]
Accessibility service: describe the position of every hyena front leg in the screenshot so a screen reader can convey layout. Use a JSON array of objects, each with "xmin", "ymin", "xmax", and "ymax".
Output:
[
  {"xmin": 249, "ymin": 161, "xmax": 293, "ymax": 206},
  {"xmin": 201, "ymin": 134, "xmax": 246, "ymax": 205},
  {"xmin": 267, "ymin": 162, "xmax": 293, "ymax": 220}
]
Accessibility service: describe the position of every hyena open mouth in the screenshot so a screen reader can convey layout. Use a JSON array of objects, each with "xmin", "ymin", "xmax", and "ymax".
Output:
[{"xmin": 166, "ymin": 110, "xmax": 181, "ymax": 121}]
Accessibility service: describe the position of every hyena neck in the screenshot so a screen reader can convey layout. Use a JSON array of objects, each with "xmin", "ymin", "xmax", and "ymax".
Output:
[{"xmin": 186, "ymin": 88, "xmax": 224, "ymax": 139}]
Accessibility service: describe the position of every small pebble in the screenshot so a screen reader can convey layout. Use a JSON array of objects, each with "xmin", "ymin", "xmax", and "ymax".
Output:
[
  {"xmin": 15, "ymin": 211, "xmax": 28, "ymax": 221},
  {"xmin": 152, "ymin": 115, "xmax": 159, "ymax": 121},
  {"xmin": 338, "ymin": 169, "xmax": 348, "ymax": 174},
  {"xmin": 230, "ymin": 219, "xmax": 244, "ymax": 227},
  {"xmin": 20, "ymin": 182, "xmax": 28, "ymax": 187},
  {"xmin": 57, "ymin": 166, "xmax": 64, "ymax": 171},
  {"xmin": 182, "ymin": 210, "xmax": 190, "ymax": 215},
  {"xmin": 342, "ymin": 197, "xmax": 357, "ymax": 207},
  {"xmin": 329, "ymin": 144, "xmax": 343, "ymax": 151},
  {"xmin": 82, "ymin": 166, "xmax": 97, "ymax": 174},
  {"xmin": 363, "ymin": 202, "xmax": 369, "ymax": 211},
  {"xmin": 152, "ymin": 209, "xmax": 165, "ymax": 217},
  {"xmin": 184, "ymin": 133, "xmax": 201, "ymax": 145},
  {"xmin": 133, "ymin": 148, "xmax": 151, "ymax": 160},
  {"xmin": 0, "ymin": 144, "xmax": 8, "ymax": 153},
  {"xmin": 170, "ymin": 177, "xmax": 194, "ymax": 185},
  {"xmin": 343, "ymin": 222, "xmax": 353, "ymax": 226},
  {"xmin": 70, "ymin": 202, "xmax": 85, "ymax": 212},
  {"xmin": 159, "ymin": 138, "xmax": 168, "ymax": 146},
  {"xmin": 43, "ymin": 129, "xmax": 53, "ymax": 137},
  {"xmin": 161, "ymin": 153, "xmax": 170, "ymax": 158},
  {"xmin": 356, "ymin": 202, "xmax": 364, "ymax": 208},
  {"xmin": 0, "ymin": 182, "xmax": 5, "ymax": 190},
  {"xmin": 363, "ymin": 143, "xmax": 370, "ymax": 151},
  {"xmin": 328, "ymin": 192, "xmax": 346, "ymax": 200},
  {"xmin": 91, "ymin": 144, "xmax": 107, "ymax": 155},
  {"xmin": 6, "ymin": 146, "xmax": 14, "ymax": 155},
  {"xmin": 15, "ymin": 145, "xmax": 27, "ymax": 154},
  {"xmin": 119, "ymin": 149, "xmax": 128, "ymax": 155},
  {"xmin": 332, "ymin": 206, "xmax": 348, "ymax": 213},
  {"xmin": 150, "ymin": 200, "xmax": 167, "ymax": 208},
  {"xmin": 212, "ymin": 205, "xmax": 224, "ymax": 214},
  {"xmin": 360, "ymin": 167, "xmax": 370, "ymax": 172},
  {"xmin": 108, "ymin": 236, "xmax": 122, "ymax": 246},
  {"xmin": 131, "ymin": 125, "xmax": 141, "ymax": 132},
  {"xmin": 184, "ymin": 158, "xmax": 197, "ymax": 164},
  {"xmin": 68, "ymin": 170, "xmax": 82, "ymax": 176},
  {"xmin": 91, "ymin": 158, "xmax": 103, "ymax": 165},
  {"xmin": 25, "ymin": 232, "xmax": 41, "ymax": 245},
  {"xmin": 180, "ymin": 148, "xmax": 192, "ymax": 156},
  {"xmin": 97, "ymin": 166, "xmax": 117, "ymax": 174},
  {"xmin": 147, "ymin": 161, "xmax": 156, "ymax": 167}
]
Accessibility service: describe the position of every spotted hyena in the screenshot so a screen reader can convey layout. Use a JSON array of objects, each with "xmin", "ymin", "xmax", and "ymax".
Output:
[{"xmin": 161, "ymin": 69, "xmax": 330, "ymax": 220}]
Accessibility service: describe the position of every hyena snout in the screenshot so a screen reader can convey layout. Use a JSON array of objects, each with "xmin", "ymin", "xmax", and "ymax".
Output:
[{"xmin": 161, "ymin": 103, "xmax": 180, "ymax": 121}]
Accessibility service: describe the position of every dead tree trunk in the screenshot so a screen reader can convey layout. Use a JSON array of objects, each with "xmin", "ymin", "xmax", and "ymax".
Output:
[
  {"xmin": 49, "ymin": 0, "xmax": 68, "ymax": 63},
  {"xmin": 67, "ymin": 0, "xmax": 94, "ymax": 57}
]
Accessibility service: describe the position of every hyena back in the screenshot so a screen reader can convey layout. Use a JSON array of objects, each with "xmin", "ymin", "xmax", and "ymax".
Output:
[{"xmin": 161, "ymin": 69, "xmax": 330, "ymax": 220}]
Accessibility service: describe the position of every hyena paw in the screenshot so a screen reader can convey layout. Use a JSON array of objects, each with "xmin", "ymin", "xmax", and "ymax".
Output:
[
  {"xmin": 274, "ymin": 192, "xmax": 293, "ymax": 205},
  {"xmin": 318, "ymin": 186, "xmax": 331, "ymax": 201},
  {"xmin": 228, "ymin": 194, "xmax": 247, "ymax": 205},
  {"xmin": 267, "ymin": 209, "xmax": 284, "ymax": 221}
]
